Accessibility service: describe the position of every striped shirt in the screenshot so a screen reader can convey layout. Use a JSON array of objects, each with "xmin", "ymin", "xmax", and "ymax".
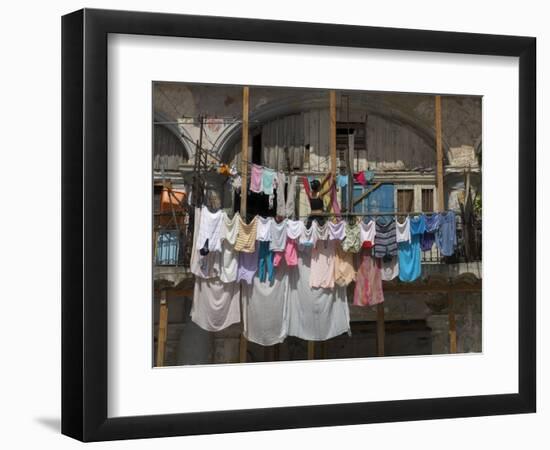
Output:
[
  {"xmin": 235, "ymin": 216, "xmax": 258, "ymax": 253},
  {"xmin": 374, "ymin": 219, "xmax": 398, "ymax": 258}
]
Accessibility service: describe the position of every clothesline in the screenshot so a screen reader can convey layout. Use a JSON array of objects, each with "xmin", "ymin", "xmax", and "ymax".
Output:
[
  {"xmin": 294, "ymin": 210, "xmax": 445, "ymax": 218},
  {"xmin": 185, "ymin": 206, "xmax": 458, "ymax": 344}
]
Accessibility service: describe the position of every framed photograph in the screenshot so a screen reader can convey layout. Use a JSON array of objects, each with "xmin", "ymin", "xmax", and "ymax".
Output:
[{"xmin": 61, "ymin": 8, "xmax": 536, "ymax": 442}]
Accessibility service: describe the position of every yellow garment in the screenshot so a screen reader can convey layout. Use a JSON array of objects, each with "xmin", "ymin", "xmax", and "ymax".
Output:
[
  {"xmin": 234, "ymin": 216, "xmax": 258, "ymax": 253},
  {"xmin": 219, "ymin": 164, "xmax": 230, "ymax": 176},
  {"xmin": 334, "ymin": 242, "xmax": 356, "ymax": 287}
]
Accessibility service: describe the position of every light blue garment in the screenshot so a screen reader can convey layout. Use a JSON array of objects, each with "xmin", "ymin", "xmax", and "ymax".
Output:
[
  {"xmin": 336, "ymin": 174, "xmax": 349, "ymax": 188},
  {"xmin": 398, "ymin": 235, "xmax": 422, "ymax": 282},
  {"xmin": 398, "ymin": 215, "xmax": 424, "ymax": 282},
  {"xmin": 435, "ymin": 211, "xmax": 457, "ymax": 256},
  {"xmin": 261, "ymin": 168, "xmax": 276, "ymax": 196},
  {"xmin": 410, "ymin": 215, "xmax": 427, "ymax": 236},
  {"xmin": 421, "ymin": 213, "xmax": 441, "ymax": 251}
]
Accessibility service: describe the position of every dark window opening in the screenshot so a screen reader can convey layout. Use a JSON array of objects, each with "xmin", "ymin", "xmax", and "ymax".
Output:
[
  {"xmin": 397, "ymin": 189, "xmax": 414, "ymax": 213},
  {"xmin": 252, "ymin": 132, "xmax": 262, "ymax": 165},
  {"xmin": 422, "ymin": 188, "xmax": 434, "ymax": 212}
]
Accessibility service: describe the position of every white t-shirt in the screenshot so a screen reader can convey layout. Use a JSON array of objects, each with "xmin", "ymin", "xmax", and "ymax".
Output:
[
  {"xmin": 395, "ymin": 216, "xmax": 411, "ymax": 243},
  {"xmin": 360, "ymin": 220, "xmax": 376, "ymax": 245},
  {"xmin": 286, "ymin": 219, "xmax": 305, "ymax": 239},
  {"xmin": 197, "ymin": 206, "xmax": 223, "ymax": 252},
  {"xmin": 256, "ymin": 216, "xmax": 273, "ymax": 241},
  {"xmin": 219, "ymin": 239, "xmax": 238, "ymax": 283},
  {"xmin": 328, "ymin": 220, "xmax": 346, "ymax": 240},
  {"xmin": 269, "ymin": 219, "xmax": 288, "ymax": 251},
  {"xmin": 220, "ymin": 212, "xmax": 240, "ymax": 245}
]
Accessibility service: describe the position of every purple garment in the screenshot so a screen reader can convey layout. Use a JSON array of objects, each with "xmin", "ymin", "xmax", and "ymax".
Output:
[
  {"xmin": 421, "ymin": 213, "xmax": 440, "ymax": 252},
  {"xmin": 237, "ymin": 246, "xmax": 259, "ymax": 284}
]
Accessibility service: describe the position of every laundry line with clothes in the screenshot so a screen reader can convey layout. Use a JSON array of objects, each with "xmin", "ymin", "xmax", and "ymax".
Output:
[{"xmin": 186, "ymin": 205, "xmax": 459, "ymax": 346}]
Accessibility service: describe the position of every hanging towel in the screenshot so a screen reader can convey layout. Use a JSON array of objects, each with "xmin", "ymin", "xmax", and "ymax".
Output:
[
  {"xmin": 288, "ymin": 248, "xmax": 350, "ymax": 341},
  {"xmin": 241, "ymin": 268, "xmax": 290, "ymax": 346},
  {"xmin": 191, "ymin": 277, "xmax": 240, "ymax": 332}
]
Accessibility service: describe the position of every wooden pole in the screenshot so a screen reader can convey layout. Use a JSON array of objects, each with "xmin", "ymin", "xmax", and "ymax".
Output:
[
  {"xmin": 329, "ymin": 90, "xmax": 337, "ymax": 176},
  {"xmin": 156, "ymin": 289, "xmax": 168, "ymax": 367},
  {"xmin": 240, "ymin": 86, "xmax": 250, "ymax": 215},
  {"xmin": 239, "ymin": 86, "xmax": 250, "ymax": 363},
  {"xmin": 307, "ymin": 341, "xmax": 315, "ymax": 360},
  {"xmin": 448, "ymin": 292, "xmax": 457, "ymax": 353},
  {"xmin": 435, "ymin": 95, "xmax": 444, "ymax": 211},
  {"xmin": 376, "ymin": 303, "xmax": 385, "ymax": 356},
  {"xmin": 347, "ymin": 132, "xmax": 354, "ymax": 212}
]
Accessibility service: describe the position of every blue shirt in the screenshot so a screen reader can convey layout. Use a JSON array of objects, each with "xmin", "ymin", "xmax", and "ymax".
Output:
[{"xmin": 435, "ymin": 211, "xmax": 457, "ymax": 256}]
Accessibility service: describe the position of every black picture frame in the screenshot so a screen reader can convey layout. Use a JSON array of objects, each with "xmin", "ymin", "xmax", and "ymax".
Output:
[{"xmin": 61, "ymin": 8, "xmax": 536, "ymax": 442}]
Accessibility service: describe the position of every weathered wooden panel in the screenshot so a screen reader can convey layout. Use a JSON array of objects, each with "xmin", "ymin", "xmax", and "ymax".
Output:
[
  {"xmin": 366, "ymin": 114, "xmax": 435, "ymax": 170},
  {"xmin": 153, "ymin": 124, "xmax": 188, "ymax": 170}
]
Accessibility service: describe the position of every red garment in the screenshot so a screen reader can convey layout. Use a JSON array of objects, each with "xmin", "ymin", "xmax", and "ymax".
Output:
[
  {"xmin": 353, "ymin": 172, "xmax": 367, "ymax": 186},
  {"xmin": 353, "ymin": 249, "xmax": 384, "ymax": 306},
  {"xmin": 302, "ymin": 176, "xmax": 312, "ymax": 197}
]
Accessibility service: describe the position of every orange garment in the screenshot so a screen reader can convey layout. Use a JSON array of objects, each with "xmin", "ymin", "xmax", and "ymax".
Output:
[{"xmin": 334, "ymin": 242, "xmax": 356, "ymax": 286}]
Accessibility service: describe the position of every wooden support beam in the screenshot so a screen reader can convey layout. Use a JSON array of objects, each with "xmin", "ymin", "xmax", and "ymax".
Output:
[
  {"xmin": 347, "ymin": 132, "xmax": 354, "ymax": 212},
  {"xmin": 435, "ymin": 95, "xmax": 444, "ymax": 212},
  {"xmin": 307, "ymin": 341, "xmax": 315, "ymax": 360},
  {"xmin": 239, "ymin": 334, "xmax": 248, "ymax": 363},
  {"xmin": 240, "ymin": 86, "xmax": 250, "ymax": 215},
  {"xmin": 155, "ymin": 289, "xmax": 168, "ymax": 367},
  {"xmin": 274, "ymin": 344, "xmax": 280, "ymax": 361},
  {"xmin": 448, "ymin": 292, "xmax": 457, "ymax": 353},
  {"xmin": 239, "ymin": 86, "xmax": 250, "ymax": 363},
  {"xmin": 376, "ymin": 303, "xmax": 385, "ymax": 357},
  {"xmin": 329, "ymin": 90, "xmax": 337, "ymax": 175}
]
